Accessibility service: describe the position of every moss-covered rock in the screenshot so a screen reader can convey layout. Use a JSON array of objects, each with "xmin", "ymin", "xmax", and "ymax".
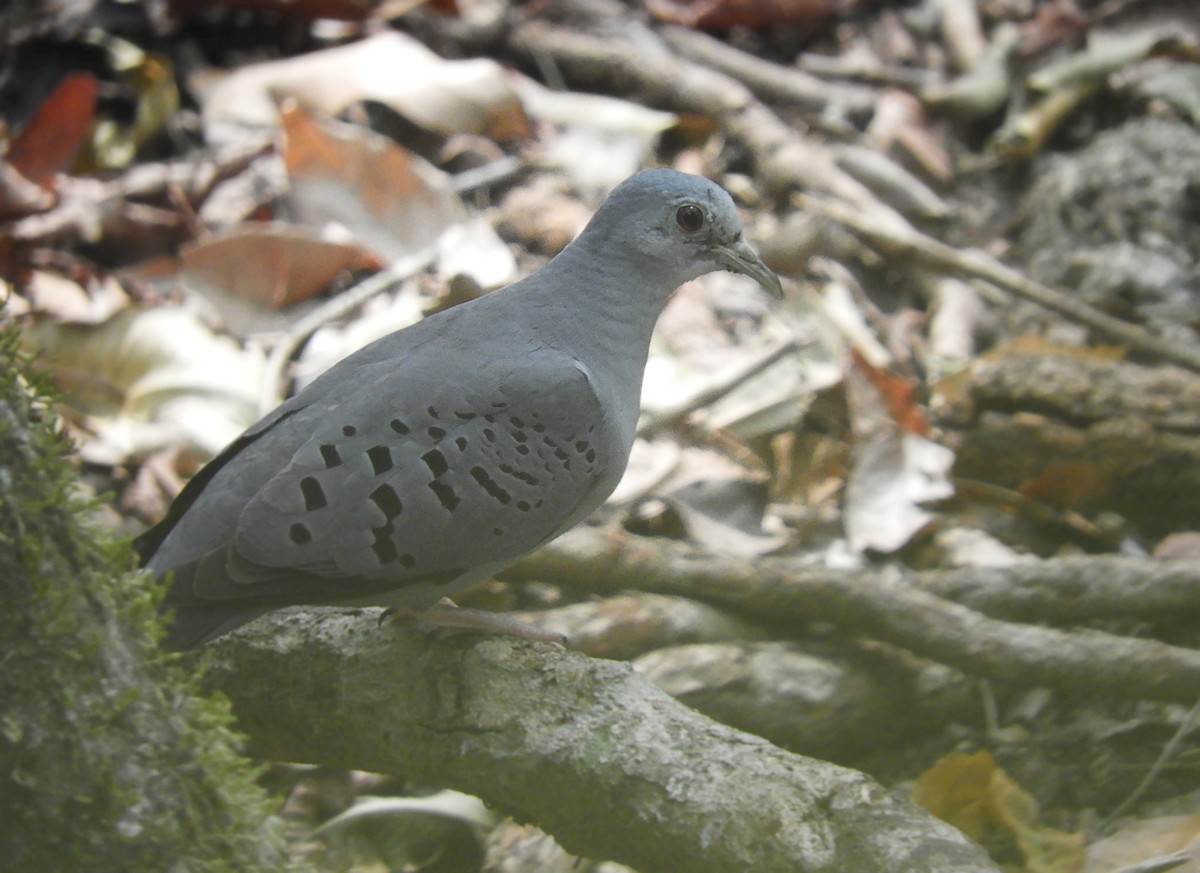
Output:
[{"xmin": 0, "ymin": 324, "xmax": 292, "ymax": 872}]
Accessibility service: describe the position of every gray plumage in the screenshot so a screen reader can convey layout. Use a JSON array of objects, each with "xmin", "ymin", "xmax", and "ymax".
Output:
[{"xmin": 137, "ymin": 169, "xmax": 781, "ymax": 649}]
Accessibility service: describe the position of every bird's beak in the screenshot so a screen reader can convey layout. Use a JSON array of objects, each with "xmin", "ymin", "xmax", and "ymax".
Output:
[{"xmin": 715, "ymin": 239, "xmax": 783, "ymax": 298}]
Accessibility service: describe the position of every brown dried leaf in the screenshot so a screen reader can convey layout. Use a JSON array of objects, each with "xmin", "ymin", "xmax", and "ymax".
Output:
[
  {"xmin": 282, "ymin": 103, "xmax": 460, "ymax": 262},
  {"xmin": 180, "ymin": 223, "xmax": 382, "ymax": 310},
  {"xmin": 281, "ymin": 104, "xmax": 516, "ymax": 288},
  {"xmin": 914, "ymin": 751, "xmax": 1086, "ymax": 873},
  {"xmin": 5, "ymin": 72, "xmax": 98, "ymax": 189}
]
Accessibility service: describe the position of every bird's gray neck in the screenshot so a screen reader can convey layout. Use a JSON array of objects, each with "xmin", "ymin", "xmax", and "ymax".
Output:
[{"xmin": 524, "ymin": 239, "xmax": 679, "ymax": 389}]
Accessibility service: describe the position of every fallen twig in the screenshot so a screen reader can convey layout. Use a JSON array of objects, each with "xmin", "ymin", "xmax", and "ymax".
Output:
[
  {"xmin": 6, "ymin": 138, "xmax": 274, "ymax": 248},
  {"xmin": 660, "ymin": 25, "xmax": 877, "ymax": 118},
  {"xmin": 508, "ymin": 528, "xmax": 1200, "ymax": 704},
  {"xmin": 800, "ymin": 194, "xmax": 1200, "ymax": 373}
]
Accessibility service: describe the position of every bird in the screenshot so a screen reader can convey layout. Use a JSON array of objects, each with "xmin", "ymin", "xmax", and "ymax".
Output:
[{"xmin": 136, "ymin": 168, "xmax": 782, "ymax": 649}]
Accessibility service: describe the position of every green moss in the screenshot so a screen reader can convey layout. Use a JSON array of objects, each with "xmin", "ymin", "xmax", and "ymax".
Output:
[{"xmin": 0, "ymin": 322, "xmax": 292, "ymax": 871}]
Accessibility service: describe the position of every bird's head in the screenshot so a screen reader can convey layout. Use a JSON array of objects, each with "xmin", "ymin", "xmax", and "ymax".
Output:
[{"xmin": 585, "ymin": 168, "xmax": 782, "ymax": 298}]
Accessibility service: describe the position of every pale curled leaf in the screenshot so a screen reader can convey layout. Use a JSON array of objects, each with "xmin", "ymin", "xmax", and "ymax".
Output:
[
  {"xmin": 23, "ymin": 307, "xmax": 264, "ymax": 463},
  {"xmin": 514, "ymin": 76, "xmax": 678, "ymax": 193},
  {"xmin": 312, "ymin": 790, "xmax": 493, "ymax": 873},
  {"xmin": 1084, "ymin": 815, "xmax": 1200, "ymax": 873},
  {"xmin": 282, "ymin": 105, "xmax": 516, "ymax": 287},
  {"xmin": 844, "ymin": 432, "xmax": 955, "ymax": 553},
  {"xmin": 663, "ymin": 478, "xmax": 788, "ymax": 558},
  {"xmin": 314, "ymin": 790, "xmax": 495, "ymax": 835},
  {"xmin": 24, "ymin": 270, "xmax": 130, "ymax": 324},
  {"xmin": 197, "ymin": 31, "xmax": 529, "ymax": 141}
]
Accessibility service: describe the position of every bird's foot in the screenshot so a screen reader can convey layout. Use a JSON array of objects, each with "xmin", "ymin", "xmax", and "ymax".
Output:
[{"xmin": 381, "ymin": 598, "xmax": 567, "ymax": 646}]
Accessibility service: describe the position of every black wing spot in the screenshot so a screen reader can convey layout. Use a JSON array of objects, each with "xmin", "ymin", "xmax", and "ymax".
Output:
[
  {"xmin": 289, "ymin": 523, "xmax": 312, "ymax": 545},
  {"xmin": 422, "ymin": 449, "xmax": 448, "ymax": 477},
  {"xmin": 371, "ymin": 530, "xmax": 398, "ymax": 565},
  {"xmin": 320, "ymin": 444, "xmax": 342, "ymax": 468},
  {"xmin": 516, "ymin": 500, "xmax": 532, "ymax": 512},
  {"xmin": 427, "ymin": 406, "xmax": 440, "ymax": 419},
  {"xmin": 300, "ymin": 476, "xmax": 327, "ymax": 511},
  {"xmin": 509, "ymin": 415, "xmax": 526, "ymax": 428},
  {"xmin": 484, "ymin": 414, "xmax": 496, "ymax": 424},
  {"xmin": 513, "ymin": 470, "xmax": 539, "ymax": 486},
  {"xmin": 342, "ymin": 425, "xmax": 357, "ymax": 437},
  {"xmin": 367, "ymin": 445, "xmax": 393, "ymax": 474},
  {"xmin": 370, "ymin": 483, "xmax": 403, "ymax": 520},
  {"xmin": 493, "ymin": 527, "xmax": 504, "ymax": 536},
  {"xmin": 429, "ymin": 480, "xmax": 460, "ymax": 511},
  {"xmin": 532, "ymin": 422, "xmax": 547, "ymax": 433},
  {"xmin": 575, "ymin": 440, "xmax": 589, "ymax": 452},
  {"xmin": 455, "ymin": 411, "xmax": 477, "ymax": 421},
  {"xmin": 427, "ymin": 426, "xmax": 446, "ymax": 441},
  {"xmin": 390, "ymin": 419, "xmax": 411, "ymax": 436},
  {"xmin": 491, "ymin": 401, "xmax": 508, "ymax": 409},
  {"xmin": 399, "ymin": 553, "xmax": 416, "ymax": 569},
  {"xmin": 455, "ymin": 436, "xmax": 468, "ymax": 452},
  {"xmin": 515, "ymin": 444, "xmax": 530, "ymax": 456},
  {"xmin": 483, "ymin": 428, "xmax": 497, "ymax": 443},
  {"xmin": 470, "ymin": 465, "xmax": 511, "ymax": 505},
  {"xmin": 585, "ymin": 448, "xmax": 596, "ymax": 464},
  {"xmin": 513, "ymin": 430, "xmax": 528, "ymax": 443},
  {"xmin": 554, "ymin": 447, "xmax": 569, "ymax": 461}
]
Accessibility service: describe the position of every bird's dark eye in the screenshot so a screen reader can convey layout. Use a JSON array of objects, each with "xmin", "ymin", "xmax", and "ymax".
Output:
[{"xmin": 676, "ymin": 204, "xmax": 705, "ymax": 232}]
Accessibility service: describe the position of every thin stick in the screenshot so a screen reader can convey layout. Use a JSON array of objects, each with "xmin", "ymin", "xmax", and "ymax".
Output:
[{"xmin": 801, "ymin": 195, "xmax": 1200, "ymax": 374}]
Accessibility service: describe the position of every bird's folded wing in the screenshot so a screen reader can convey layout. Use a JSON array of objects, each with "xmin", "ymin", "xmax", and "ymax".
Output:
[{"xmin": 175, "ymin": 349, "xmax": 612, "ymax": 606}]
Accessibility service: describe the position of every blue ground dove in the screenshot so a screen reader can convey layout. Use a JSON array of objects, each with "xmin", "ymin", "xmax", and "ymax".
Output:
[{"xmin": 136, "ymin": 169, "xmax": 782, "ymax": 649}]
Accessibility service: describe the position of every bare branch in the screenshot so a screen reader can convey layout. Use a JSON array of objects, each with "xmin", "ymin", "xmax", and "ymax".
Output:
[
  {"xmin": 508, "ymin": 528, "xmax": 1200, "ymax": 703},
  {"xmin": 206, "ymin": 610, "xmax": 999, "ymax": 873}
]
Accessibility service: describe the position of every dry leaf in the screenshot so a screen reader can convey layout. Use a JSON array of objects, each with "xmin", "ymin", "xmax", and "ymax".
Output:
[
  {"xmin": 282, "ymin": 104, "xmax": 516, "ymax": 288},
  {"xmin": 197, "ymin": 31, "xmax": 529, "ymax": 142},
  {"xmin": 282, "ymin": 103, "xmax": 461, "ymax": 263},
  {"xmin": 23, "ymin": 271, "xmax": 131, "ymax": 324},
  {"xmin": 845, "ymin": 346, "xmax": 952, "ymax": 553},
  {"xmin": 23, "ymin": 306, "xmax": 265, "ymax": 463},
  {"xmin": 609, "ymin": 438, "xmax": 684, "ymax": 504},
  {"xmin": 180, "ymin": 223, "xmax": 383, "ymax": 313},
  {"xmin": 292, "ymin": 284, "xmax": 425, "ymax": 392},
  {"xmin": 851, "ymin": 349, "xmax": 928, "ymax": 437},
  {"xmin": 514, "ymin": 77, "xmax": 678, "ymax": 193},
  {"xmin": 843, "ymin": 430, "xmax": 954, "ymax": 553},
  {"xmin": 1084, "ymin": 816, "xmax": 1200, "ymax": 873},
  {"xmin": 1018, "ymin": 460, "xmax": 1107, "ymax": 510},
  {"xmin": 662, "ymin": 478, "xmax": 786, "ymax": 557},
  {"xmin": 913, "ymin": 751, "xmax": 1086, "ymax": 873},
  {"xmin": 5, "ymin": 72, "xmax": 98, "ymax": 189}
]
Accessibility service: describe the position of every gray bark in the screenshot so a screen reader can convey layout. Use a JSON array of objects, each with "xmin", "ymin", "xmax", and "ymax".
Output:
[{"xmin": 205, "ymin": 608, "xmax": 1000, "ymax": 873}]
